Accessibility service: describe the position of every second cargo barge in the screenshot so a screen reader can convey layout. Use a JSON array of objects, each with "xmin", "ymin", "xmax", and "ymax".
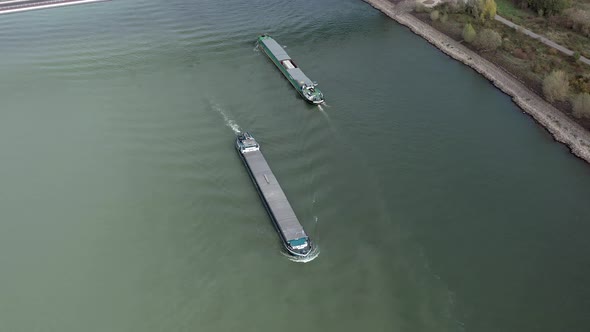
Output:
[
  {"xmin": 236, "ymin": 132, "xmax": 313, "ymax": 257},
  {"xmin": 257, "ymin": 34, "xmax": 324, "ymax": 104}
]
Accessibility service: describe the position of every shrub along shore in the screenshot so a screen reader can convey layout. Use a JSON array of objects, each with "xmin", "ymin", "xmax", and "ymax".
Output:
[{"xmin": 363, "ymin": 0, "xmax": 590, "ymax": 163}]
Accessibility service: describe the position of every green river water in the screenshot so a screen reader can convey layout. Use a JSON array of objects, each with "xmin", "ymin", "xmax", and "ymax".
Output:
[{"xmin": 0, "ymin": 0, "xmax": 589, "ymax": 331}]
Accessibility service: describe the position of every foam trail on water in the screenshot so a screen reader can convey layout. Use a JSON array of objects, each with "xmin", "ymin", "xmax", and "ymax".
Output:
[
  {"xmin": 317, "ymin": 104, "xmax": 330, "ymax": 121},
  {"xmin": 213, "ymin": 103, "xmax": 241, "ymax": 133},
  {"xmin": 318, "ymin": 104, "xmax": 341, "ymax": 138},
  {"xmin": 282, "ymin": 243, "xmax": 320, "ymax": 263}
]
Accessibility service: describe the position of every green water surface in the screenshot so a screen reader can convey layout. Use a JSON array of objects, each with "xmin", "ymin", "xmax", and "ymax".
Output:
[{"xmin": 0, "ymin": 1, "xmax": 589, "ymax": 331}]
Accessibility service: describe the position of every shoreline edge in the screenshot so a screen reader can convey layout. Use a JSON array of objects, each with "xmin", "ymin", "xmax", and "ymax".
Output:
[{"xmin": 364, "ymin": 0, "xmax": 590, "ymax": 164}]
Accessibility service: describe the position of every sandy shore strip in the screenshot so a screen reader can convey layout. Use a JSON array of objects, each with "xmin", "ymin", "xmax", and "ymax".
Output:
[{"xmin": 364, "ymin": 0, "xmax": 590, "ymax": 164}]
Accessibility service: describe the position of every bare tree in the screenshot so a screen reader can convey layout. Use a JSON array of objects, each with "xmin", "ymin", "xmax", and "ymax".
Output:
[
  {"xmin": 473, "ymin": 29, "xmax": 502, "ymax": 51},
  {"xmin": 543, "ymin": 70, "xmax": 569, "ymax": 102},
  {"xmin": 573, "ymin": 93, "xmax": 590, "ymax": 119}
]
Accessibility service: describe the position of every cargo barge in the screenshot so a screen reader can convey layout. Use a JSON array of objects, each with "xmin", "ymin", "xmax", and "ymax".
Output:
[
  {"xmin": 257, "ymin": 34, "xmax": 324, "ymax": 104},
  {"xmin": 236, "ymin": 132, "xmax": 313, "ymax": 257}
]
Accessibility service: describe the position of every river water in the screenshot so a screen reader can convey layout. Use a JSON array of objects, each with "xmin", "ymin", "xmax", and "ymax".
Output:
[{"xmin": 0, "ymin": 0, "xmax": 589, "ymax": 331}]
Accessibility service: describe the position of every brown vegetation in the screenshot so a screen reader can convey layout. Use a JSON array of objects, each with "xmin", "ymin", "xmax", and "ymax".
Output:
[
  {"xmin": 430, "ymin": 9, "xmax": 440, "ymax": 20},
  {"xmin": 514, "ymin": 0, "xmax": 572, "ymax": 15},
  {"xmin": 497, "ymin": 0, "xmax": 590, "ymax": 58},
  {"xmin": 573, "ymin": 93, "xmax": 590, "ymax": 118},
  {"xmin": 474, "ymin": 28, "xmax": 502, "ymax": 51},
  {"xmin": 565, "ymin": 8, "xmax": 590, "ymax": 37},
  {"xmin": 543, "ymin": 70, "xmax": 570, "ymax": 102}
]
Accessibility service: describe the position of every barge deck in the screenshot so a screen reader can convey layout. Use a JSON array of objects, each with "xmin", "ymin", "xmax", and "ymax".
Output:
[{"xmin": 236, "ymin": 132, "xmax": 312, "ymax": 257}]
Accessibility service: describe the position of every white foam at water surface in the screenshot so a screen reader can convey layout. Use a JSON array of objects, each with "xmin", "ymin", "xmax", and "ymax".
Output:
[
  {"xmin": 213, "ymin": 103, "xmax": 241, "ymax": 134},
  {"xmin": 281, "ymin": 216, "xmax": 320, "ymax": 263},
  {"xmin": 282, "ymin": 243, "xmax": 320, "ymax": 263},
  {"xmin": 317, "ymin": 104, "xmax": 330, "ymax": 120}
]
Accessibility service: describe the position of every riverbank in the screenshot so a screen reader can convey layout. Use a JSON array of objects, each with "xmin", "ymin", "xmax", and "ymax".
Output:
[
  {"xmin": 363, "ymin": 0, "xmax": 590, "ymax": 164},
  {"xmin": 0, "ymin": 0, "xmax": 108, "ymax": 15}
]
